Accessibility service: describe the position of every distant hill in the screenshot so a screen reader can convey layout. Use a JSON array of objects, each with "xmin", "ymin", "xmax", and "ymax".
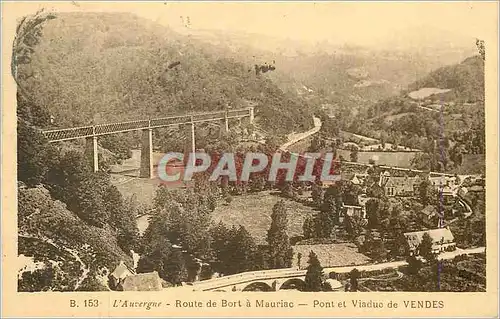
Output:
[
  {"xmin": 364, "ymin": 55, "xmax": 485, "ymax": 121},
  {"xmin": 408, "ymin": 55, "xmax": 484, "ymax": 103},
  {"xmin": 349, "ymin": 55, "xmax": 485, "ymax": 173},
  {"xmin": 167, "ymin": 26, "xmax": 478, "ymax": 126},
  {"xmin": 17, "ymin": 12, "xmax": 314, "ymax": 135}
]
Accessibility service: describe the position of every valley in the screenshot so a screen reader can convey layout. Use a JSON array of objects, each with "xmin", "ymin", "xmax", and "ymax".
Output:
[{"xmin": 15, "ymin": 8, "xmax": 486, "ymax": 294}]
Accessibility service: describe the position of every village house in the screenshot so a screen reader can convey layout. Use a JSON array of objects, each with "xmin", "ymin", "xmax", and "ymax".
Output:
[
  {"xmin": 357, "ymin": 194, "xmax": 371, "ymax": 207},
  {"xmin": 404, "ymin": 227, "xmax": 456, "ymax": 256},
  {"xmin": 324, "ymin": 278, "xmax": 344, "ymax": 292},
  {"xmin": 320, "ymin": 179, "xmax": 337, "ymax": 189},
  {"xmin": 109, "ymin": 260, "xmax": 136, "ymax": 290},
  {"xmin": 118, "ymin": 271, "xmax": 165, "ymax": 291},
  {"xmin": 418, "ymin": 205, "xmax": 440, "ymax": 228},
  {"xmin": 429, "ymin": 175, "xmax": 459, "ymax": 196},
  {"xmin": 440, "ymin": 185, "xmax": 456, "ymax": 197},
  {"xmin": 339, "ymin": 204, "xmax": 365, "ymax": 223},
  {"xmin": 378, "ymin": 171, "xmax": 421, "ymax": 197},
  {"xmin": 350, "ymin": 173, "xmax": 369, "ymax": 186},
  {"xmin": 429, "ymin": 175, "xmax": 456, "ymax": 187}
]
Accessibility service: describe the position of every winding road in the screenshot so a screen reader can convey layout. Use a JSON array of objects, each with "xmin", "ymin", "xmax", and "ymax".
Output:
[
  {"xmin": 18, "ymin": 234, "xmax": 90, "ymax": 290},
  {"xmin": 279, "ymin": 116, "xmax": 322, "ymax": 151}
]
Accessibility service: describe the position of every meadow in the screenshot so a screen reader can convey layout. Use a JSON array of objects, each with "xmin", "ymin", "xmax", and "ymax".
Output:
[{"xmin": 211, "ymin": 191, "xmax": 316, "ymax": 244}]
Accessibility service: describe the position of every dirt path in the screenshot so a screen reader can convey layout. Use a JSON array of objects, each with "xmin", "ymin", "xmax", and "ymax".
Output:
[{"xmin": 19, "ymin": 234, "xmax": 89, "ymax": 290}]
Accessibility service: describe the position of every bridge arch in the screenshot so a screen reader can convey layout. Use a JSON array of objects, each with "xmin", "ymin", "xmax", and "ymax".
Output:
[
  {"xmin": 242, "ymin": 282, "xmax": 274, "ymax": 292},
  {"xmin": 278, "ymin": 278, "xmax": 306, "ymax": 291}
]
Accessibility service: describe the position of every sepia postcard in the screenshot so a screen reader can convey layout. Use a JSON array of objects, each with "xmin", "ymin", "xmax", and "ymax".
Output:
[{"xmin": 1, "ymin": 1, "xmax": 499, "ymax": 317}]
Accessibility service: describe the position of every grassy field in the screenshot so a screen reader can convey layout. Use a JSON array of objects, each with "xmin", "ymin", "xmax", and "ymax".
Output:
[
  {"xmin": 337, "ymin": 149, "xmax": 418, "ymax": 168},
  {"xmin": 111, "ymin": 174, "xmax": 160, "ymax": 207},
  {"xmin": 293, "ymin": 243, "xmax": 371, "ymax": 269},
  {"xmin": 453, "ymin": 154, "xmax": 485, "ymax": 175},
  {"xmin": 211, "ymin": 191, "xmax": 316, "ymax": 244}
]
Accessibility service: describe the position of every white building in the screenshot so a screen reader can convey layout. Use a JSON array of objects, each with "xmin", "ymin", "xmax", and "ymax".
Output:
[{"xmin": 404, "ymin": 228, "xmax": 456, "ymax": 256}]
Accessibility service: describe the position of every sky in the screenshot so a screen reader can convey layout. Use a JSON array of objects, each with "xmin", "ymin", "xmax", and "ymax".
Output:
[
  {"xmin": 147, "ymin": 1, "xmax": 497, "ymax": 46},
  {"xmin": 5, "ymin": 1, "xmax": 499, "ymax": 48}
]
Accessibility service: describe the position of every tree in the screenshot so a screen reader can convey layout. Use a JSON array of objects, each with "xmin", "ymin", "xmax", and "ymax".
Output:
[
  {"xmin": 317, "ymin": 210, "xmax": 335, "ymax": 238},
  {"xmin": 389, "ymin": 232, "xmax": 410, "ymax": 259},
  {"xmin": 75, "ymin": 275, "xmax": 108, "ymax": 291},
  {"xmin": 380, "ymin": 132, "xmax": 388, "ymax": 149},
  {"xmin": 350, "ymin": 148, "xmax": 359, "ymax": 162},
  {"xmin": 17, "ymin": 89, "xmax": 51, "ymax": 128},
  {"xmin": 18, "ymin": 262, "xmax": 69, "ymax": 292},
  {"xmin": 154, "ymin": 187, "xmax": 213, "ymax": 259},
  {"xmin": 45, "ymin": 155, "xmax": 109, "ymax": 227},
  {"xmin": 281, "ymin": 182, "xmax": 296, "ymax": 199},
  {"xmin": 17, "ymin": 118, "xmax": 53, "ymax": 186},
  {"xmin": 370, "ymin": 239, "xmax": 388, "ymax": 262},
  {"xmin": 209, "ymin": 222, "xmax": 233, "ymax": 275},
  {"xmin": 230, "ymin": 226, "xmax": 258, "ymax": 274},
  {"xmin": 137, "ymin": 212, "xmax": 173, "ymax": 281},
  {"xmin": 476, "ymin": 38, "xmax": 485, "ymax": 61},
  {"xmin": 406, "ymin": 255, "xmax": 422, "ymax": 276},
  {"xmin": 419, "ymin": 179, "xmax": 435, "ymax": 206},
  {"xmin": 304, "ymin": 251, "xmax": 324, "ymax": 292},
  {"xmin": 418, "ymin": 232, "xmax": 435, "ymax": 261},
  {"xmin": 302, "ymin": 216, "xmax": 317, "ymax": 239},
  {"xmin": 267, "ymin": 200, "xmax": 293, "ymax": 269},
  {"xmin": 344, "ymin": 215, "xmax": 364, "ymax": 240},
  {"xmin": 253, "ymin": 247, "xmax": 270, "ymax": 271},
  {"xmin": 349, "ymin": 268, "xmax": 360, "ymax": 292},
  {"xmin": 340, "ymin": 181, "xmax": 361, "ymax": 205},
  {"xmin": 107, "ymin": 188, "xmax": 139, "ymax": 253},
  {"xmin": 361, "ymin": 229, "xmax": 374, "ymax": 254},
  {"xmin": 165, "ymin": 249, "xmax": 188, "ymax": 285},
  {"xmin": 297, "ymin": 253, "xmax": 302, "ymax": 268},
  {"xmin": 12, "ymin": 10, "xmax": 57, "ymax": 103},
  {"xmin": 365, "ymin": 199, "xmax": 381, "ymax": 229},
  {"xmin": 249, "ymin": 174, "xmax": 266, "ymax": 192},
  {"xmin": 311, "ymin": 183, "xmax": 324, "ymax": 207},
  {"xmin": 99, "ymin": 134, "xmax": 134, "ymax": 162},
  {"xmin": 14, "ymin": 11, "xmax": 57, "ymax": 190},
  {"xmin": 308, "ymin": 135, "xmax": 324, "ymax": 152},
  {"xmin": 367, "ymin": 184, "xmax": 386, "ymax": 199},
  {"xmin": 264, "ymin": 135, "xmax": 286, "ymax": 152},
  {"xmin": 322, "ymin": 185, "xmax": 342, "ymax": 224}
]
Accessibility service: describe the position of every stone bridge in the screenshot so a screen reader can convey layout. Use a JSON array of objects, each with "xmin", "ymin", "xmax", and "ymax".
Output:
[
  {"xmin": 187, "ymin": 268, "xmax": 308, "ymax": 292},
  {"xmin": 179, "ymin": 247, "xmax": 485, "ymax": 292}
]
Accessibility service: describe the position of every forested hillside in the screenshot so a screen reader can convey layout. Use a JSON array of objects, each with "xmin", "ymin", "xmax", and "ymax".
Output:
[
  {"xmin": 350, "ymin": 54, "xmax": 485, "ymax": 173},
  {"xmin": 181, "ymin": 26, "xmax": 477, "ymax": 120},
  {"xmin": 408, "ymin": 55, "xmax": 485, "ymax": 103},
  {"xmin": 16, "ymin": 12, "xmax": 314, "ymax": 134},
  {"xmin": 14, "ymin": 10, "xmax": 319, "ymax": 291}
]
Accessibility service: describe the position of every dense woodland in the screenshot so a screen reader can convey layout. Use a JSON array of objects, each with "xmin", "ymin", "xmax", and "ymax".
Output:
[{"xmin": 16, "ymin": 12, "xmax": 315, "ymax": 135}]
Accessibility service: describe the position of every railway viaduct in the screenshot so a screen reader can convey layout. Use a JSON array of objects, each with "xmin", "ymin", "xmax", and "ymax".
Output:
[{"xmin": 43, "ymin": 107, "xmax": 254, "ymax": 178}]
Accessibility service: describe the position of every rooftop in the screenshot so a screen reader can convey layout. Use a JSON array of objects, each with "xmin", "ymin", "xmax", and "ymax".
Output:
[
  {"xmin": 120, "ymin": 271, "xmax": 164, "ymax": 291},
  {"xmin": 404, "ymin": 228, "xmax": 455, "ymax": 249},
  {"xmin": 110, "ymin": 260, "xmax": 135, "ymax": 280}
]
